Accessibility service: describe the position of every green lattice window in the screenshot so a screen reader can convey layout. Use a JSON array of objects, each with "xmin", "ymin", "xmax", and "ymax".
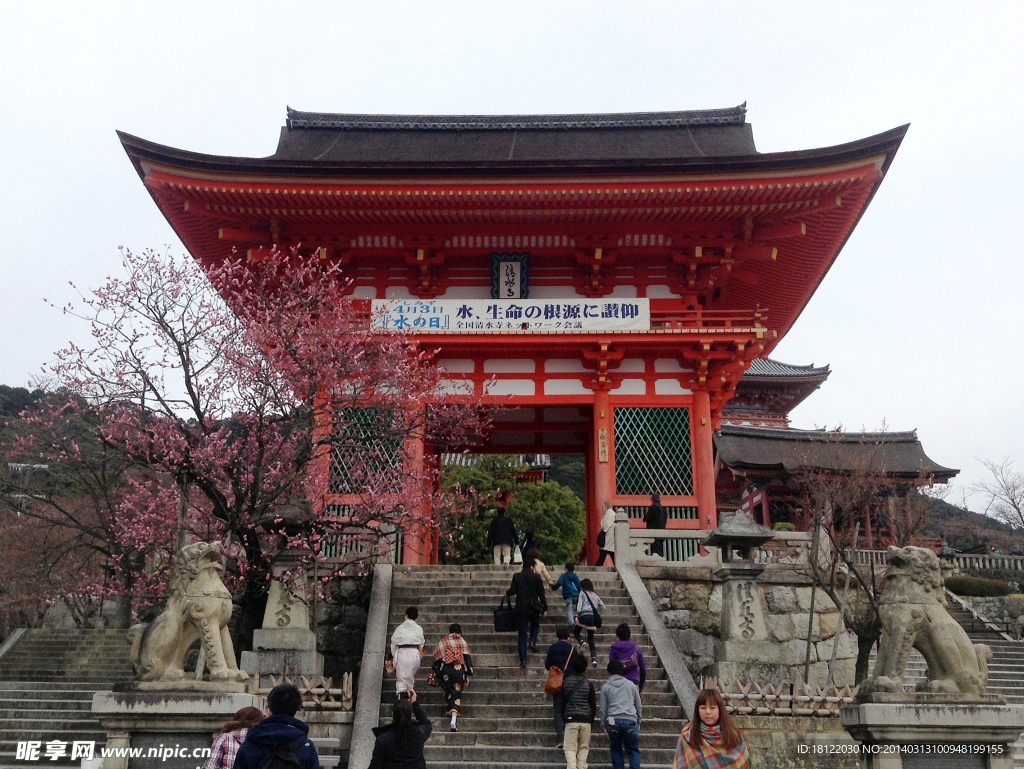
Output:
[
  {"xmin": 614, "ymin": 407, "xmax": 693, "ymax": 496},
  {"xmin": 329, "ymin": 408, "xmax": 404, "ymax": 494}
]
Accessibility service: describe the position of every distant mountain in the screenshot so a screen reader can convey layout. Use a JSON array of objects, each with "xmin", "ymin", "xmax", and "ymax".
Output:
[{"xmin": 922, "ymin": 496, "xmax": 1021, "ymax": 553}]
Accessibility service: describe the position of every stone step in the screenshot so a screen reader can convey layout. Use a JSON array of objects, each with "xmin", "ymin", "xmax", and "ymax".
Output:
[
  {"xmin": 422, "ymin": 745, "xmax": 676, "ymax": 763},
  {"xmin": 381, "ymin": 702, "xmax": 685, "ymax": 720},
  {"xmin": 380, "ymin": 689, "xmax": 679, "ymax": 707},
  {"xmin": 426, "ymin": 730, "xmax": 682, "ymax": 748}
]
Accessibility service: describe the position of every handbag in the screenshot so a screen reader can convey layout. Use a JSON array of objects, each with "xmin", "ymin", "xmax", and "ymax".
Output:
[
  {"xmin": 384, "ymin": 653, "xmax": 395, "ymax": 676},
  {"xmin": 596, "ymin": 530, "xmax": 606, "ymax": 549},
  {"xmin": 584, "ymin": 591, "xmax": 603, "ymax": 628},
  {"xmin": 544, "ymin": 646, "xmax": 574, "ymax": 695},
  {"xmin": 493, "ymin": 596, "xmax": 518, "ymax": 633}
]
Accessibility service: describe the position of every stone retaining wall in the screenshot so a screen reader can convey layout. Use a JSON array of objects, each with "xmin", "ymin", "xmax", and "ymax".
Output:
[
  {"xmin": 638, "ymin": 565, "xmax": 859, "ymax": 686},
  {"xmin": 732, "ymin": 714, "xmax": 859, "ymax": 769},
  {"xmin": 964, "ymin": 595, "xmax": 1024, "ymax": 632}
]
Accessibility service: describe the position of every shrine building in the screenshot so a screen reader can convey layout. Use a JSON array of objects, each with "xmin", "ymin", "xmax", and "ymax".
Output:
[{"xmin": 119, "ymin": 104, "xmax": 934, "ymax": 564}]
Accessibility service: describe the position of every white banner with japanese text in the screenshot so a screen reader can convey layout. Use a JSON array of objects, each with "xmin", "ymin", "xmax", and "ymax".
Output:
[{"xmin": 371, "ymin": 298, "xmax": 650, "ymax": 333}]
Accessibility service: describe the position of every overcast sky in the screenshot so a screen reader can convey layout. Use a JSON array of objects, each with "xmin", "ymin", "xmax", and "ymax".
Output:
[{"xmin": 1, "ymin": 2, "xmax": 1021, "ymax": 509}]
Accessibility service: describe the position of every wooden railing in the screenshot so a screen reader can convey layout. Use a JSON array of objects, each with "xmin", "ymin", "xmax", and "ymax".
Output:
[{"xmin": 649, "ymin": 306, "xmax": 764, "ymax": 331}]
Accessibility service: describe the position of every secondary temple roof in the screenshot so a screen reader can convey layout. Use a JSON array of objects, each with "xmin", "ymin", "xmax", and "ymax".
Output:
[
  {"xmin": 741, "ymin": 358, "xmax": 831, "ymax": 381},
  {"xmin": 714, "ymin": 425, "xmax": 958, "ymax": 480}
]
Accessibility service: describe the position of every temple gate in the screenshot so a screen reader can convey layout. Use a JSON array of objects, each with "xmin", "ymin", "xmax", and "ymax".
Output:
[{"xmin": 120, "ymin": 105, "xmax": 907, "ymax": 563}]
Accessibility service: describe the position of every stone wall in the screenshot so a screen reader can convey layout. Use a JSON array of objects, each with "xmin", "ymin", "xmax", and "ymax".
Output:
[
  {"xmin": 965, "ymin": 595, "xmax": 1024, "ymax": 633},
  {"xmin": 315, "ymin": 574, "xmax": 372, "ymax": 685},
  {"xmin": 732, "ymin": 714, "xmax": 859, "ymax": 769},
  {"xmin": 638, "ymin": 564, "xmax": 859, "ymax": 686}
]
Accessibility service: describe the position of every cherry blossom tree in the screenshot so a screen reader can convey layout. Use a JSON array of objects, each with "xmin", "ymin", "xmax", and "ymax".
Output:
[{"xmin": 38, "ymin": 247, "xmax": 486, "ymax": 645}]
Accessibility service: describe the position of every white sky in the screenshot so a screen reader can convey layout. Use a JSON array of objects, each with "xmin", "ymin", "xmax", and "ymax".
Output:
[{"xmin": 1, "ymin": 2, "xmax": 1021, "ymax": 508}]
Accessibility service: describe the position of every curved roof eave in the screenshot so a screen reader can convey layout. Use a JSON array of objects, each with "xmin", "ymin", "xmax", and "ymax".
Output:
[{"xmin": 116, "ymin": 124, "xmax": 909, "ymax": 183}]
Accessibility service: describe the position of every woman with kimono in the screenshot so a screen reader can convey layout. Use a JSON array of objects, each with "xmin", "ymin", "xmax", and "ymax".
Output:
[{"xmin": 431, "ymin": 623, "xmax": 474, "ymax": 732}]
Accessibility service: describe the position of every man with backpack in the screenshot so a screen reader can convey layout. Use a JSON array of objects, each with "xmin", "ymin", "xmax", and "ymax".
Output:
[
  {"xmin": 551, "ymin": 562, "xmax": 582, "ymax": 629},
  {"xmin": 560, "ymin": 654, "xmax": 596, "ymax": 769},
  {"xmin": 233, "ymin": 682, "xmax": 320, "ymax": 768}
]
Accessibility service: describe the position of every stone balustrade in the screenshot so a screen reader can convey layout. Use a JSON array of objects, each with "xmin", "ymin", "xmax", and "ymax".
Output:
[
  {"xmin": 623, "ymin": 527, "xmax": 817, "ymax": 566},
  {"xmin": 702, "ymin": 677, "xmax": 859, "ymax": 717}
]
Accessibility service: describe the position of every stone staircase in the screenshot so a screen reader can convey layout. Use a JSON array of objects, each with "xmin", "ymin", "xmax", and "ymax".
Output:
[
  {"xmin": 382, "ymin": 564, "xmax": 688, "ymax": 769},
  {"xmin": 0, "ymin": 629, "xmax": 133, "ymax": 767}
]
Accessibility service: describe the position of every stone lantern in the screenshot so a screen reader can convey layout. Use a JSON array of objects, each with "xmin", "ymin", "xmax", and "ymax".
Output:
[
  {"xmin": 240, "ymin": 499, "xmax": 324, "ymax": 678},
  {"xmin": 702, "ymin": 511, "xmax": 779, "ymax": 680}
]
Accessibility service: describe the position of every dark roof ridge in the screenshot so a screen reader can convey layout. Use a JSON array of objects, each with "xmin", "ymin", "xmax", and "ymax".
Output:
[
  {"xmin": 717, "ymin": 425, "xmax": 921, "ymax": 443},
  {"xmin": 744, "ymin": 358, "xmax": 831, "ymax": 379},
  {"xmin": 285, "ymin": 104, "xmax": 747, "ymax": 131}
]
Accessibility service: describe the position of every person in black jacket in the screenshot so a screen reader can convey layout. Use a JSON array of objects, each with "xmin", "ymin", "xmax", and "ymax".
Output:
[
  {"xmin": 644, "ymin": 493, "xmax": 667, "ymax": 558},
  {"xmin": 368, "ymin": 690, "xmax": 432, "ymax": 769},
  {"xmin": 233, "ymin": 683, "xmax": 319, "ymax": 769},
  {"xmin": 487, "ymin": 509, "xmax": 519, "ymax": 565},
  {"xmin": 544, "ymin": 626, "xmax": 576, "ymax": 746},
  {"xmin": 506, "ymin": 557, "xmax": 547, "ymax": 667},
  {"xmin": 560, "ymin": 654, "xmax": 596, "ymax": 769}
]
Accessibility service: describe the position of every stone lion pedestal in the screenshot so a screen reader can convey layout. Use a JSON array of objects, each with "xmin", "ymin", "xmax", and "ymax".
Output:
[
  {"xmin": 840, "ymin": 546, "xmax": 1024, "ymax": 769},
  {"xmin": 94, "ymin": 688, "xmax": 266, "ymax": 769},
  {"xmin": 93, "ymin": 541, "xmax": 262, "ymax": 768},
  {"xmin": 840, "ymin": 695, "xmax": 1024, "ymax": 769}
]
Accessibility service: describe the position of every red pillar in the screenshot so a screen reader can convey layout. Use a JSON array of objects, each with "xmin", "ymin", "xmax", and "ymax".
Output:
[
  {"xmin": 587, "ymin": 390, "xmax": 615, "ymax": 565},
  {"xmin": 402, "ymin": 422, "xmax": 428, "ymax": 565},
  {"xmin": 692, "ymin": 390, "xmax": 717, "ymax": 530}
]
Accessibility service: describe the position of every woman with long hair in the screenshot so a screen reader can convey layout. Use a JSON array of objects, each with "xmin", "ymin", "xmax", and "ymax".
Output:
[
  {"xmin": 202, "ymin": 706, "xmax": 264, "ymax": 769},
  {"xmin": 673, "ymin": 689, "xmax": 750, "ymax": 769},
  {"xmin": 369, "ymin": 690, "xmax": 433, "ymax": 769}
]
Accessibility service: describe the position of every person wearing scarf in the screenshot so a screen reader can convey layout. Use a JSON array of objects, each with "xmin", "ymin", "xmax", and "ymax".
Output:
[
  {"xmin": 673, "ymin": 689, "xmax": 750, "ymax": 769},
  {"xmin": 432, "ymin": 623, "xmax": 474, "ymax": 732}
]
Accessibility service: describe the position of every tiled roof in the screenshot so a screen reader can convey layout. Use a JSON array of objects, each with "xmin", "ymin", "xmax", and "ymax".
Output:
[
  {"xmin": 743, "ymin": 358, "xmax": 831, "ymax": 380},
  {"xmin": 714, "ymin": 425, "xmax": 958, "ymax": 479},
  {"xmin": 273, "ymin": 105, "xmax": 757, "ymax": 164},
  {"xmin": 285, "ymin": 105, "xmax": 747, "ymax": 131}
]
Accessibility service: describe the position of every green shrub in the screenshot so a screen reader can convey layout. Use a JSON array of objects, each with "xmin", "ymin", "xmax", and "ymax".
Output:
[
  {"xmin": 773, "ymin": 522, "xmax": 796, "ymax": 532},
  {"xmin": 944, "ymin": 575, "xmax": 1011, "ymax": 597}
]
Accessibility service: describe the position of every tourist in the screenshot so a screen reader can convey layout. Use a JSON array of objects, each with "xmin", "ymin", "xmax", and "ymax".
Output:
[
  {"xmin": 368, "ymin": 689, "xmax": 432, "ymax": 769},
  {"xmin": 560, "ymin": 653, "xmax": 596, "ymax": 769},
  {"xmin": 201, "ymin": 706, "xmax": 263, "ymax": 769},
  {"xmin": 596, "ymin": 501, "xmax": 617, "ymax": 566},
  {"xmin": 487, "ymin": 508, "xmax": 519, "ymax": 565},
  {"xmin": 391, "ymin": 606, "xmax": 425, "ymax": 694},
  {"xmin": 506, "ymin": 557, "xmax": 548, "ymax": 667},
  {"xmin": 431, "ymin": 623, "xmax": 474, "ymax": 732},
  {"xmin": 673, "ymin": 688, "xmax": 749, "ymax": 769},
  {"xmin": 233, "ymin": 683, "xmax": 319, "ymax": 769},
  {"xmin": 573, "ymin": 578, "xmax": 607, "ymax": 667},
  {"xmin": 608, "ymin": 623, "xmax": 646, "ymax": 694},
  {"xmin": 643, "ymin": 493, "xmax": 667, "ymax": 558},
  {"xmin": 521, "ymin": 530, "xmax": 538, "ymax": 558},
  {"xmin": 526, "ymin": 546, "xmax": 555, "ymax": 586},
  {"xmin": 599, "ymin": 659, "xmax": 642, "ymax": 769},
  {"xmin": 551, "ymin": 562, "xmax": 582, "ymax": 628},
  {"xmin": 544, "ymin": 625, "xmax": 576, "ymax": 746}
]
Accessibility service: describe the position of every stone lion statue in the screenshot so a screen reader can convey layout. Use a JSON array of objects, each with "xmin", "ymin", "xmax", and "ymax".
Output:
[
  {"xmin": 862, "ymin": 545, "xmax": 991, "ymax": 696},
  {"xmin": 128, "ymin": 541, "xmax": 248, "ymax": 684}
]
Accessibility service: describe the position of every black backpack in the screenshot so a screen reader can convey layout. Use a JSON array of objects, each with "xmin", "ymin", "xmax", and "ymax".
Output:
[{"xmin": 257, "ymin": 736, "xmax": 307, "ymax": 769}]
